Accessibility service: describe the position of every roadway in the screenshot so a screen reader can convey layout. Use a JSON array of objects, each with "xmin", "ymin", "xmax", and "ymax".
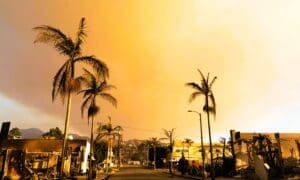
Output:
[{"xmin": 108, "ymin": 167, "xmax": 188, "ymax": 180}]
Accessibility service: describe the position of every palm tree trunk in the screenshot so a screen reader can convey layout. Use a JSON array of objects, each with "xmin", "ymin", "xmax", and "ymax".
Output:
[
  {"xmin": 154, "ymin": 146, "xmax": 156, "ymax": 169},
  {"xmin": 169, "ymin": 147, "xmax": 173, "ymax": 174},
  {"xmin": 106, "ymin": 136, "xmax": 110, "ymax": 176},
  {"xmin": 200, "ymin": 114, "xmax": 205, "ymax": 177},
  {"xmin": 88, "ymin": 115, "xmax": 94, "ymax": 180},
  {"xmin": 146, "ymin": 146, "xmax": 149, "ymax": 167},
  {"xmin": 117, "ymin": 134, "xmax": 121, "ymax": 169},
  {"xmin": 60, "ymin": 91, "xmax": 72, "ymax": 178},
  {"xmin": 206, "ymin": 95, "xmax": 215, "ymax": 180}
]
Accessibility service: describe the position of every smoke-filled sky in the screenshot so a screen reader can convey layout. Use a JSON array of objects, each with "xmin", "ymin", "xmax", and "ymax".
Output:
[{"xmin": 1, "ymin": 1, "xmax": 300, "ymax": 141}]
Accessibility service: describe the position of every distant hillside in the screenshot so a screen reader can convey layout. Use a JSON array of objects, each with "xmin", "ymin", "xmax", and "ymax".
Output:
[{"xmin": 20, "ymin": 128, "xmax": 44, "ymax": 139}]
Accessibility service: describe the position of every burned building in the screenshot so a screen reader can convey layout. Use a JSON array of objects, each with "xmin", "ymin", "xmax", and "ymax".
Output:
[{"xmin": 0, "ymin": 138, "xmax": 90, "ymax": 179}]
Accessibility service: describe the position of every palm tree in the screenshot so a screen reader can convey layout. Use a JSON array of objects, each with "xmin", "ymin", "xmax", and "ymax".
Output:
[
  {"xmin": 162, "ymin": 128, "xmax": 175, "ymax": 173},
  {"xmin": 96, "ymin": 117, "xmax": 122, "ymax": 175},
  {"xmin": 79, "ymin": 69, "xmax": 117, "ymax": 179},
  {"xmin": 186, "ymin": 69, "xmax": 217, "ymax": 180},
  {"xmin": 148, "ymin": 137, "xmax": 161, "ymax": 169},
  {"xmin": 183, "ymin": 138, "xmax": 193, "ymax": 160},
  {"xmin": 33, "ymin": 17, "xmax": 109, "ymax": 177},
  {"xmin": 139, "ymin": 140, "xmax": 152, "ymax": 167}
]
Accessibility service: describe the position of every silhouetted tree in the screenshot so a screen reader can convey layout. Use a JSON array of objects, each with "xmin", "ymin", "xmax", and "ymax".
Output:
[
  {"xmin": 42, "ymin": 127, "xmax": 63, "ymax": 139},
  {"xmin": 162, "ymin": 128, "xmax": 175, "ymax": 173},
  {"xmin": 183, "ymin": 138, "xmax": 193, "ymax": 160},
  {"xmin": 148, "ymin": 137, "xmax": 161, "ymax": 169},
  {"xmin": 33, "ymin": 17, "xmax": 109, "ymax": 177},
  {"xmin": 186, "ymin": 69, "xmax": 217, "ymax": 180},
  {"xmin": 94, "ymin": 141, "xmax": 108, "ymax": 164},
  {"xmin": 79, "ymin": 69, "xmax": 117, "ymax": 179},
  {"xmin": 95, "ymin": 117, "xmax": 122, "ymax": 175}
]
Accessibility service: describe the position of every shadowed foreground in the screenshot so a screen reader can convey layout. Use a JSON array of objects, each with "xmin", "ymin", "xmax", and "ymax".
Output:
[{"xmin": 109, "ymin": 167, "xmax": 186, "ymax": 180}]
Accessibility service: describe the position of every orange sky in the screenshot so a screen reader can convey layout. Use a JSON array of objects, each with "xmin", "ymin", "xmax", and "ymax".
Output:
[{"xmin": 1, "ymin": 1, "xmax": 300, "ymax": 141}]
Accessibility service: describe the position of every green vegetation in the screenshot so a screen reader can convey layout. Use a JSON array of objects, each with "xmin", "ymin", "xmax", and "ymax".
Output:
[{"xmin": 8, "ymin": 127, "xmax": 22, "ymax": 139}]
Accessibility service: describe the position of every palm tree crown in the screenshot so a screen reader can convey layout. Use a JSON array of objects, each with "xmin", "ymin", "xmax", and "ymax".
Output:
[
  {"xmin": 185, "ymin": 69, "xmax": 217, "ymax": 115},
  {"xmin": 163, "ymin": 128, "xmax": 175, "ymax": 151},
  {"xmin": 80, "ymin": 69, "xmax": 117, "ymax": 122},
  {"xmin": 33, "ymin": 17, "xmax": 109, "ymax": 101},
  {"xmin": 96, "ymin": 117, "xmax": 122, "ymax": 141}
]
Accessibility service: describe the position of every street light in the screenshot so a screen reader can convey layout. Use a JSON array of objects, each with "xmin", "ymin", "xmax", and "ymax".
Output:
[{"xmin": 188, "ymin": 110, "xmax": 205, "ymax": 177}]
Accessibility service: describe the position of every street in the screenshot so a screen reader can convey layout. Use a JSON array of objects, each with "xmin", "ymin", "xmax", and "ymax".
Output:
[{"xmin": 108, "ymin": 167, "xmax": 187, "ymax": 180}]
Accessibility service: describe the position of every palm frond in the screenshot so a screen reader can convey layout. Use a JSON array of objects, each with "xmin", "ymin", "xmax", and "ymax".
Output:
[
  {"xmin": 33, "ymin": 26, "xmax": 74, "ymax": 56},
  {"xmin": 74, "ymin": 17, "xmax": 87, "ymax": 55},
  {"xmin": 82, "ymin": 68, "xmax": 95, "ymax": 82},
  {"xmin": 52, "ymin": 61, "xmax": 68, "ymax": 101},
  {"xmin": 95, "ymin": 133, "xmax": 108, "ymax": 142},
  {"xmin": 57, "ymin": 68, "xmax": 70, "ymax": 102},
  {"xmin": 80, "ymin": 95, "xmax": 93, "ymax": 118},
  {"xmin": 209, "ymin": 76, "xmax": 217, "ymax": 89},
  {"xmin": 188, "ymin": 92, "xmax": 203, "ymax": 103},
  {"xmin": 197, "ymin": 69, "xmax": 206, "ymax": 82},
  {"xmin": 162, "ymin": 129, "xmax": 169, "ymax": 138},
  {"xmin": 206, "ymin": 73, "xmax": 210, "ymax": 85},
  {"xmin": 99, "ymin": 82, "xmax": 116, "ymax": 93},
  {"xmin": 209, "ymin": 93, "xmax": 217, "ymax": 116},
  {"xmin": 112, "ymin": 125, "xmax": 123, "ymax": 132},
  {"xmin": 99, "ymin": 93, "xmax": 117, "ymax": 107},
  {"xmin": 185, "ymin": 82, "xmax": 203, "ymax": 92},
  {"xmin": 74, "ymin": 56, "xmax": 109, "ymax": 79}
]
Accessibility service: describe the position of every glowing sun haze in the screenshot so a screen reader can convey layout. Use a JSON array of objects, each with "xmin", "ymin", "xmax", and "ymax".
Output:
[{"xmin": 1, "ymin": 1, "xmax": 300, "ymax": 141}]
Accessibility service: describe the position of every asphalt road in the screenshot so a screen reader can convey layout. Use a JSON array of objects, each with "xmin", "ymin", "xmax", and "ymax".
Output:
[{"xmin": 108, "ymin": 167, "xmax": 188, "ymax": 180}]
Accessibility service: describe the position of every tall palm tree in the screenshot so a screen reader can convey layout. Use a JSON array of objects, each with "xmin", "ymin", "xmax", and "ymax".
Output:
[
  {"xmin": 79, "ymin": 69, "xmax": 117, "ymax": 179},
  {"xmin": 96, "ymin": 117, "xmax": 122, "ymax": 175},
  {"xmin": 186, "ymin": 69, "xmax": 217, "ymax": 180},
  {"xmin": 183, "ymin": 138, "xmax": 193, "ymax": 160},
  {"xmin": 162, "ymin": 128, "xmax": 175, "ymax": 173},
  {"xmin": 33, "ymin": 17, "xmax": 109, "ymax": 177}
]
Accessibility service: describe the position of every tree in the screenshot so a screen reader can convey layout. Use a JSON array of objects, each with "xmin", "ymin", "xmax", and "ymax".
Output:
[
  {"xmin": 162, "ymin": 128, "xmax": 175, "ymax": 173},
  {"xmin": 186, "ymin": 69, "xmax": 217, "ymax": 180},
  {"xmin": 8, "ymin": 127, "xmax": 22, "ymax": 139},
  {"xmin": 42, "ymin": 127, "xmax": 64, "ymax": 139},
  {"xmin": 148, "ymin": 137, "xmax": 161, "ymax": 169},
  {"xmin": 33, "ymin": 17, "xmax": 109, "ymax": 177},
  {"xmin": 94, "ymin": 140, "xmax": 108, "ymax": 164},
  {"xmin": 183, "ymin": 138, "xmax": 193, "ymax": 160},
  {"xmin": 95, "ymin": 117, "xmax": 122, "ymax": 175},
  {"xmin": 79, "ymin": 69, "xmax": 117, "ymax": 179}
]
